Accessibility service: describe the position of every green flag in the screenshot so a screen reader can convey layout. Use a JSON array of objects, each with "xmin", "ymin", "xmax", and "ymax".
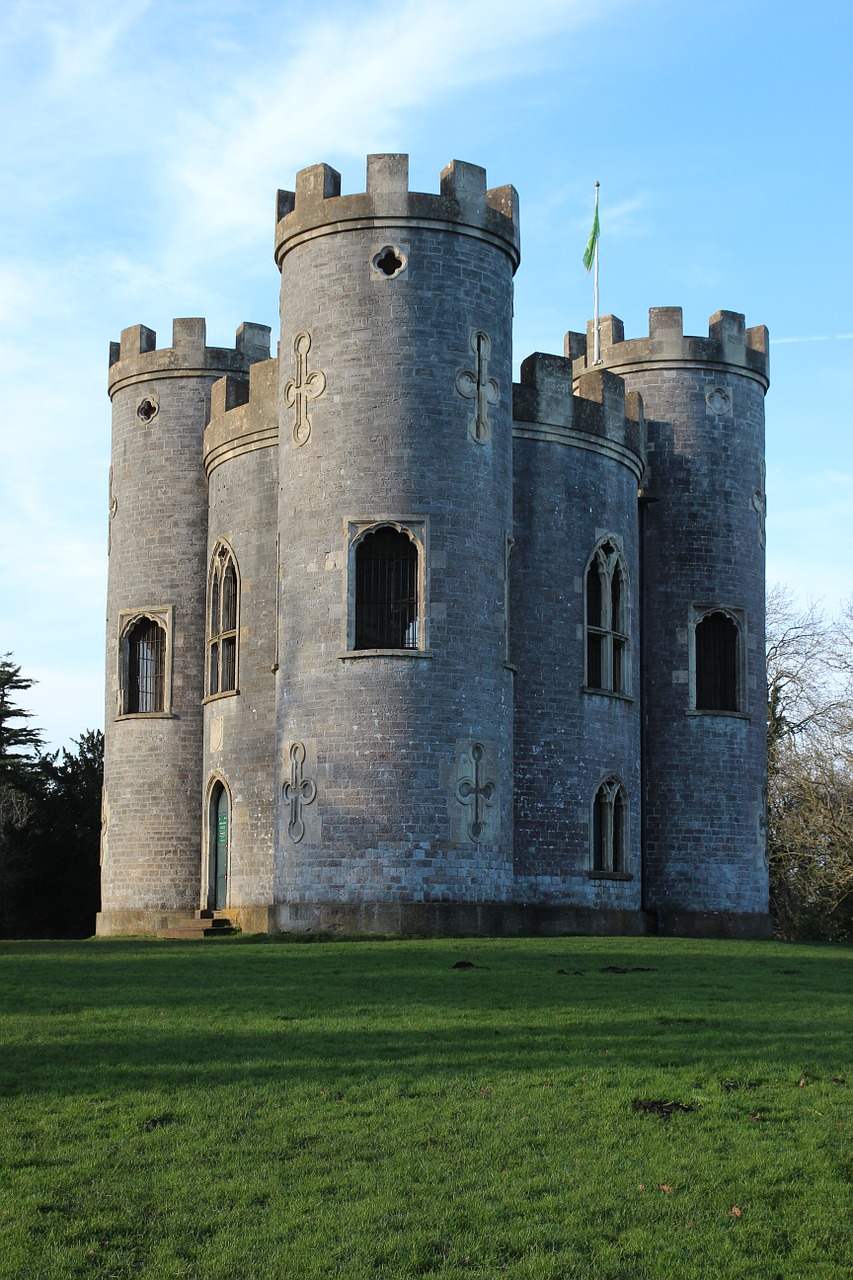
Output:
[{"xmin": 583, "ymin": 186, "xmax": 600, "ymax": 273}]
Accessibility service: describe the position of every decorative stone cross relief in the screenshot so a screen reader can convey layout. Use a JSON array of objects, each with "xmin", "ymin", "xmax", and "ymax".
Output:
[
  {"xmin": 758, "ymin": 785, "xmax": 769, "ymax": 869},
  {"xmin": 751, "ymin": 460, "xmax": 767, "ymax": 548},
  {"xmin": 455, "ymin": 742, "xmax": 496, "ymax": 841},
  {"xmin": 282, "ymin": 740, "xmax": 317, "ymax": 843},
  {"xmin": 283, "ymin": 331, "xmax": 326, "ymax": 448},
  {"xmin": 455, "ymin": 330, "xmax": 499, "ymax": 443},
  {"xmin": 108, "ymin": 466, "xmax": 117, "ymax": 555}
]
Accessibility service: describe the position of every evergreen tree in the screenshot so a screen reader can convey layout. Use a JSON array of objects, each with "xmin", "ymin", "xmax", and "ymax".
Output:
[
  {"xmin": 0, "ymin": 657, "xmax": 102, "ymax": 938},
  {"xmin": 0, "ymin": 654, "xmax": 43, "ymax": 790}
]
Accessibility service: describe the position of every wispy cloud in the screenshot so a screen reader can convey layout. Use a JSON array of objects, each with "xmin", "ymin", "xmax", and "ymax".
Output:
[
  {"xmin": 771, "ymin": 333, "xmax": 853, "ymax": 345},
  {"xmin": 0, "ymin": 0, "xmax": 615, "ymax": 748},
  {"xmin": 165, "ymin": 0, "xmax": 603, "ymax": 262}
]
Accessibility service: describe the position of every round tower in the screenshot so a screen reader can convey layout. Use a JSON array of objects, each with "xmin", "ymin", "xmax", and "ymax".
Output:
[
  {"xmin": 272, "ymin": 154, "xmax": 520, "ymax": 933},
  {"xmin": 98, "ymin": 319, "xmax": 264, "ymax": 936},
  {"xmin": 511, "ymin": 354, "xmax": 645, "ymax": 931},
  {"xmin": 570, "ymin": 308, "xmax": 771, "ymax": 937},
  {"xmin": 202, "ymin": 342, "xmax": 279, "ymax": 932}
]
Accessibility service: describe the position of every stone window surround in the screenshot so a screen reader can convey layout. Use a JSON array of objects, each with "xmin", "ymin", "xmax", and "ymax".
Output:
[
  {"xmin": 115, "ymin": 605, "xmax": 174, "ymax": 719},
  {"xmin": 687, "ymin": 602, "xmax": 749, "ymax": 718},
  {"xmin": 589, "ymin": 773, "xmax": 632, "ymax": 879},
  {"xmin": 582, "ymin": 534, "xmax": 632, "ymax": 698},
  {"xmin": 204, "ymin": 539, "xmax": 241, "ymax": 702},
  {"xmin": 340, "ymin": 516, "xmax": 432, "ymax": 659}
]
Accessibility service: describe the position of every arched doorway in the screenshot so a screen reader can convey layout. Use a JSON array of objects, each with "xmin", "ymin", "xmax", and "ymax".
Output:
[{"xmin": 209, "ymin": 782, "xmax": 229, "ymax": 910}]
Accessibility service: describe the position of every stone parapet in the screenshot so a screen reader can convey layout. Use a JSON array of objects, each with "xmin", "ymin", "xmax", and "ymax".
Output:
[
  {"xmin": 108, "ymin": 319, "xmax": 270, "ymax": 396},
  {"xmin": 513, "ymin": 353, "xmax": 645, "ymax": 480},
  {"xmin": 567, "ymin": 308, "xmax": 769, "ymax": 389},
  {"xmin": 204, "ymin": 357, "xmax": 279, "ymax": 475},
  {"xmin": 274, "ymin": 154, "xmax": 520, "ymax": 270}
]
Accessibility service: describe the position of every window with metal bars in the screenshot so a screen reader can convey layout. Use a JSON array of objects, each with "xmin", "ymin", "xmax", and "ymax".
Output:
[
  {"xmin": 208, "ymin": 545, "xmax": 239, "ymax": 694},
  {"xmin": 354, "ymin": 526, "xmax": 419, "ymax": 650},
  {"xmin": 592, "ymin": 776, "xmax": 628, "ymax": 873},
  {"xmin": 695, "ymin": 610, "xmax": 739, "ymax": 711},
  {"xmin": 585, "ymin": 540, "xmax": 628, "ymax": 693},
  {"xmin": 125, "ymin": 617, "xmax": 166, "ymax": 713}
]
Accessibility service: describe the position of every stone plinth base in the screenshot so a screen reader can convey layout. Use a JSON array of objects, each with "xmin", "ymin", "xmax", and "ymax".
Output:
[
  {"xmin": 97, "ymin": 903, "xmax": 773, "ymax": 940},
  {"xmin": 274, "ymin": 901, "xmax": 647, "ymax": 937},
  {"xmin": 651, "ymin": 909, "xmax": 773, "ymax": 940}
]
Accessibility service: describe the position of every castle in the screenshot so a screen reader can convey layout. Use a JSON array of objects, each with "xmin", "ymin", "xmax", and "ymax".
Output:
[{"xmin": 97, "ymin": 155, "xmax": 771, "ymax": 939}]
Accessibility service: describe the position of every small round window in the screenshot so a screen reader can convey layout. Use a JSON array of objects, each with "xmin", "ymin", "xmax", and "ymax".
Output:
[{"xmin": 372, "ymin": 246, "xmax": 407, "ymax": 279}]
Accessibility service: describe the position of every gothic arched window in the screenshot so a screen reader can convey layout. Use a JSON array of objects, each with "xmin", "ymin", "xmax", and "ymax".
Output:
[
  {"xmin": 354, "ymin": 526, "xmax": 419, "ymax": 650},
  {"xmin": 124, "ymin": 617, "xmax": 166, "ymax": 713},
  {"xmin": 592, "ymin": 776, "xmax": 628, "ymax": 874},
  {"xmin": 585, "ymin": 540, "xmax": 629, "ymax": 693},
  {"xmin": 695, "ymin": 609, "xmax": 739, "ymax": 712},
  {"xmin": 208, "ymin": 544, "xmax": 239, "ymax": 695}
]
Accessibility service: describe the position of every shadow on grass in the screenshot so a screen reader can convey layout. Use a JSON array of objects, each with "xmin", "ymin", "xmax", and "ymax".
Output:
[{"xmin": 0, "ymin": 937, "xmax": 849, "ymax": 1101}]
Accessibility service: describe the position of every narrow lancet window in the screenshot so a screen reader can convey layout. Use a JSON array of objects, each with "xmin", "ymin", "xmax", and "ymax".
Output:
[
  {"xmin": 208, "ymin": 545, "xmax": 239, "ymax": 694},
  {"xmin": 585, "ymin": 540, "xmax": 629, "ymax": 694},
  {"xmin": 592, "ymin": 777, "xmax": 628, "ymax": 874}
]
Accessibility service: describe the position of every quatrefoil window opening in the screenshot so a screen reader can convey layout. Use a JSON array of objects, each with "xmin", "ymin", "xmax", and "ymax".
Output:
[
  {"xmin": 372, "ymin": 246, "xmax": 406, "ymax": 278},
  {"xmin": 136, "ymin": 396, "xmax": 158, "ymax": 423}
]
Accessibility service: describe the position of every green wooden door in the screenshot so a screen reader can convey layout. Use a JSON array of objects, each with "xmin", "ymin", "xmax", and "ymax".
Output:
[{"xmin": 214, "ymin": 786, "xmax": 228, "ymax": 910}]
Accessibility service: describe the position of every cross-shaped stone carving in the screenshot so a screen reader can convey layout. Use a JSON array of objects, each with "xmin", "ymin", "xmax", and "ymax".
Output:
[
  {"xmin": 758, "ymin": 785, "xmax": 769, "ymax": 868},
  {"xmin": 282, "ymin": 740, "xmax": 317, "ymax": 843},
  {"xmin": 283, "ymin": 331, "xmax": 326, "ymax": 448},
  {"xmin": 751, "ymin": 461, "xmax": 767, "ymax": 548},
  {"xmin": 455, "ymin": 742, "xmax": 496, "ymax": 841},
  {"xmin": 455, "ymin": 330, "xmax": 499, "ymax": 443}
]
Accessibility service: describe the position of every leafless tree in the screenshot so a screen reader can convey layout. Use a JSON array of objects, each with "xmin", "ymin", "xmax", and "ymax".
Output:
[{"xmin": 766, "ymin": 587, "xmax": 853, "ymax": 940}]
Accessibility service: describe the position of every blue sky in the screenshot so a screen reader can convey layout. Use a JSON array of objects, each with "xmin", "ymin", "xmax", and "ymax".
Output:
[{"xmin": 1, "ymin": 0, "xmax": 851, "ymax": 749}]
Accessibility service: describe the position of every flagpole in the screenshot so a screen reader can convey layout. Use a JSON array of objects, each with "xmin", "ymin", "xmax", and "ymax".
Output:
[{"xmin": 593, "ymin": 181, "xmax": 600, "ymax": 364}]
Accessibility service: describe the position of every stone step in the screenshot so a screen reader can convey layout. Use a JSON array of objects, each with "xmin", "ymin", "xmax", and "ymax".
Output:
[{"xmin": 156, "ymin": 915, "xmax": 236, "ymax": 940}]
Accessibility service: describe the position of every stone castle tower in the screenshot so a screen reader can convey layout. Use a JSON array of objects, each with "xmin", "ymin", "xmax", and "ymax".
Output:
[{"xmin": 98, "ymin": 155, "xmax": 771, "ymax": 939}]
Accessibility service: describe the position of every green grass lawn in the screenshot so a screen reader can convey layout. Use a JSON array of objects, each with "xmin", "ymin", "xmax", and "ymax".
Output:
[{"xmin": 0, "ymin": 934, "xmax": 850, "ymax": 1279}]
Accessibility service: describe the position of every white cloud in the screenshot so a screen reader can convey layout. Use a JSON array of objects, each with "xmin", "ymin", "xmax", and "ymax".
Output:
[
  {"xmin": 0, "ymin": 0, "xmax": 612, "ymax": 750},
  {"xmin": 771, "ymin": 333, "xmax": 853, "ymax": 345},
  {"xmin": 164, "ymin": 0, "xmax": 601, "ymax": 260}
]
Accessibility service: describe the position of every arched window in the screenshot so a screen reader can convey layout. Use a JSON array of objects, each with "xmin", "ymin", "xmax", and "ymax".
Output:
[
  {"xmin": 208, "ymin": 545, "xmax": 239, "ymax": 694},
  {"xmin": 592, "ymin": 776, "xmax": 628, "ymax": 874},
  {"xmin": 695, "ymin": 610, "xmax": 739, "ymax": 711},
  {"xmin": 354, "ymin": 526, "xmax": 419, "ymax": 650},
  {"xmin": 585, "ymin": 540, "xmax": 628, "ymax": 693},
  {"xmin": 125, "ymin": 617, "xmax": 166, "ymax": 713}
]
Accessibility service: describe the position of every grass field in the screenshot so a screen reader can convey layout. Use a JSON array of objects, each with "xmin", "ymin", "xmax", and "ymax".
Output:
[{"xmin": 0, "ymin": 934, "xmax": 850, "ymax": 1279}]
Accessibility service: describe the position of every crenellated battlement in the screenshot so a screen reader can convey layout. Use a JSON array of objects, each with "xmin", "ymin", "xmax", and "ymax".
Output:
[
  {"xmin": 108, "ymin": 319, "xmax": 271, "ymax": 397},
  {"xmin": 512, "ymin": 351, "xmax": 645, "ymax": 478},
  {"xmin": 567, "ymin": 307, "xmax": 769, "ymax": 388},
  {"xmin": 203, "ymin": 356, "xmax": 279, "ymax": 475},
  {"xmin": 274, "ymin": 154, "xmax": 520, "ymax": 270}
]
